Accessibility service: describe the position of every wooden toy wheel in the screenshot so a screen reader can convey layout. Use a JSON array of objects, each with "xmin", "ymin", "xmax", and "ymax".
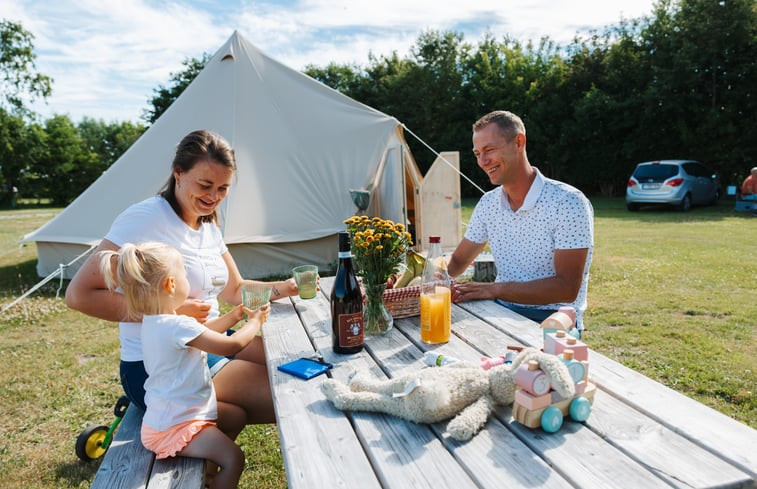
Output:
[
  {"xmin": 541, "ymin": 406, "xmax": 563, "ymax": 433},
  {"xmin": 569, "ymin": 397, "xmax": 591, "ymax": 422}
]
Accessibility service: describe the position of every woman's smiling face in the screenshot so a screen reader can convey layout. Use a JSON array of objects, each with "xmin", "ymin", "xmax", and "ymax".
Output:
[{"xmin": 174, "ymin": 159, "xmax": 234, "ymax": 227}]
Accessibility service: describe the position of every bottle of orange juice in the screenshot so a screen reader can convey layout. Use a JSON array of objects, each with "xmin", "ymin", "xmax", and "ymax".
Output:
[{"xmin": 419, "ymin": 236, "xmax": 451, "ymax": 344}]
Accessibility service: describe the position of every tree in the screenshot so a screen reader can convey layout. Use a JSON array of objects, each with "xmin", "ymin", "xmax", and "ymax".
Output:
[
  {"xmin": 0, "ymin": 108, "xmax": 27, "ymax": 202},
  {"xmin": 0, "ymin": 19, "xmax": 52, "ymax": 116},
  {"xmin": 640, "ymin": 0, "xmax": 757, "ymax": 183},
  {"xmin": 36, "ymin": 115, "xmax": 99, "ymax": 205},
  {"xmin": 78, "ymin": 118, "xmax": 145, "ymax": 169},
  {"xmin": 142, "ymin": 53, "xmax": 210, "ymax": 124},
  {"xmin": 297, "ymin": 0, "xmax": 757, "ymax": 197}
]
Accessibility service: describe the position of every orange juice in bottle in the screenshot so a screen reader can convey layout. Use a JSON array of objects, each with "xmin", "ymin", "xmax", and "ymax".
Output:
[{"xmin": 419, "ymin": 236, "xmax": 451, "ymax": 344}]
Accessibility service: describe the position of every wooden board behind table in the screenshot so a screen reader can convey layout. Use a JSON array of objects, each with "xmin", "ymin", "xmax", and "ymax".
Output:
[
  {"xmin": 262, "ymin": 299, "xmax": 382, "ymax": 489},
  {"xmin": 457, "ymin": 298, "xmax": 757, "ymax": 482}
]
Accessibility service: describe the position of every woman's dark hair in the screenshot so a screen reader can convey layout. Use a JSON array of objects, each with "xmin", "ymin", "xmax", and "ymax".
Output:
[{"xmin": 159, "ymin": 130, "xmax": 236, "ymax": 224}]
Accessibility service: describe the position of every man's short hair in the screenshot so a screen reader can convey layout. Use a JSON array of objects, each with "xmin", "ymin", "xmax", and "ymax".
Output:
[
  {"xmin": 751, "ymin": 166, "xmax": 757, "ymax": 173},
  {"xmin": 472, "ymin": 110, "xmax": 526, "ymax": 139}
]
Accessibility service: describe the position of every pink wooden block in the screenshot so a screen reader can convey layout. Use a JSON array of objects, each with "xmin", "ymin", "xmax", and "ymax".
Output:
[
  {"xmin": 541, "ymin": 311, "xmax": 574, "ymax": 331},
  {"xmin": 514, "ymin": 360, "xmax": 551, "ymax": 396},
  {"xmin": 515, "ymin": 389, "xmax": 553, "ymax": 410},
  {"xmin": 544, "ymin": 330, "xmax": 568, "ymax": 355},
  {"xmin": 553, "ymin": 336, "xmax": 589, "ymax": 361}
]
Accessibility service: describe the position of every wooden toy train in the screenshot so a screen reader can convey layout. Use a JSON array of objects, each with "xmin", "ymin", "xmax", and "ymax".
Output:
[{"xmin": 507, "ymin": 307, "xmax": 596, "ymax": 432}]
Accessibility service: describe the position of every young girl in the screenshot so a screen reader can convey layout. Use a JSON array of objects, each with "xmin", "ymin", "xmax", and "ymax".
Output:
[{"xmin": 99, "ymin": 241, "xmax": 270, "ymax": 489}]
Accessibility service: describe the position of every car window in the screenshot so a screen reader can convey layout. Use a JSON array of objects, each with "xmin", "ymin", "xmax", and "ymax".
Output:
[
  {"xmin": 633, "ymin": 164, "xmax": 678, "ymax": 180},
  {"xmin": 696, "ymin": 163, "xmax": 716, "ymax": 179},
  {"xmin": 682, "ymin": 162, "xmax": 700, "ymax": 176}
]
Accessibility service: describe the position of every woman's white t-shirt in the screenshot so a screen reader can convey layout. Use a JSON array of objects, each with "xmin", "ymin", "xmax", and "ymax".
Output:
[
  {"xmin": 105, "ymin": 195, "xmax": 229, "ymax": 362},
  {"xmin": 141, "ymin": 314, "xmax": 217, "ymax": 430}
]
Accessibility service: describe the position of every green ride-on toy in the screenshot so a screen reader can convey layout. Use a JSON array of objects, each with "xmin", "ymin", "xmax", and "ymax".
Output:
[{"xmin": 76, "ymin": 396, "xmax": 130, "ymax": 461}]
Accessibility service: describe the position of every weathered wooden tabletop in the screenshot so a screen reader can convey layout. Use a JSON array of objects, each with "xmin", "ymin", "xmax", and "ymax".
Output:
[{"xmin": 261, "ymin": 276, "xmax": 757, "ymax": 489}]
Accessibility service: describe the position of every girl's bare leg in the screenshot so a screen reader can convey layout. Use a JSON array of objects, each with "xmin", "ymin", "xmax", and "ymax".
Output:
[{"xmin": 178, "ymin": 426, "xmax": 243, "ymax": 489}]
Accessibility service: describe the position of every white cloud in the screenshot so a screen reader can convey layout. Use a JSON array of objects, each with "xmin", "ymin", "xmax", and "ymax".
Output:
[{"xmin": 1, "ymin": 0, "xmax": 656, "ymax": 122}]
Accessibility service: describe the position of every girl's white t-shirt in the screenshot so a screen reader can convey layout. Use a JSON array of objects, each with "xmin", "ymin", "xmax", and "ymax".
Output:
[
  {"xmin": 141, "ymin": 314, "xmax": 217, "ymax": 430},
  {"xmin": 105, "ymin": 195, "xmax": 229, "ymax": 361}
]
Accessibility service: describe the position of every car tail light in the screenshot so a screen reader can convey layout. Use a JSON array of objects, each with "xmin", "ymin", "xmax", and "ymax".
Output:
[
  {"xmin": 665, "ymin": 177, "xmax": 684, "ymax": 187},
  {"xmin": 627, "ymin": 177, "xmax": 638, "ymax": 187}
]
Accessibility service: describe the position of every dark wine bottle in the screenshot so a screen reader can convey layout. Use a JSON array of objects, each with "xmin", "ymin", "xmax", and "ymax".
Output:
[{"xmin": 330, "ymin": 231, "xmax": 364, "ymax": 354}]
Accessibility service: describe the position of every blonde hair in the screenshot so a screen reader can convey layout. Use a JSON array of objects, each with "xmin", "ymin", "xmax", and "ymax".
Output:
[{"xmin": 98, "ymin": 242, "xmax": 183, "ymax": 318}]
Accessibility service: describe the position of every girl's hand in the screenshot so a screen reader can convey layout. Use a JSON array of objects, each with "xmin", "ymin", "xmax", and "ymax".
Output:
[
  {"xmin": 247, "ymin": 303, "xmax": 270, "ymax": 324},
  {"xmin": 233, "ymin": 304, "xmax": 249, "ymax": 322},
  {"xmin": 176, "ymin": 299, "xmax": 211, "ymax": 323}
]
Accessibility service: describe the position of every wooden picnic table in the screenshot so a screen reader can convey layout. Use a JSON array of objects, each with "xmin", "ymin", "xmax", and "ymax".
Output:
[{"xmin": 262, "ymin": 276, "xmax": 757, "ymax": 489}]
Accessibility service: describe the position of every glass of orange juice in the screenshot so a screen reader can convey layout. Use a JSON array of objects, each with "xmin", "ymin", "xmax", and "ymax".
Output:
[{"xmin": 420, "ymin": 285, "xmax": 451, "ymax": 344}]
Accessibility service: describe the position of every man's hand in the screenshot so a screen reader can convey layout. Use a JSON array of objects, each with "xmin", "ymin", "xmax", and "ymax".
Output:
[
  {"xmin": 451, "ymin": 281, "xmax": 497, "ymax": 302},
  {"xmin": 176, "ymin": 299, "xmax": 212, "ymax": 323}
]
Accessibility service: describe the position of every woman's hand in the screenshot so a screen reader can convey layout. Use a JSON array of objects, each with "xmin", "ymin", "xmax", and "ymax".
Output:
[{"xmin": 176, "ymin": 299, "xmax": 212, "ymax": 323}]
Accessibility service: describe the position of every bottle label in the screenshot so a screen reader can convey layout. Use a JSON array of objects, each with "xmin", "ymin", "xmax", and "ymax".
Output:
[
  {"xmin": 338, "ymin": 312, "xmax": 364, "ymax": 348},
  {"xmin": 338, "ymin": 251, "xmax": 352, "ymax": 259}
]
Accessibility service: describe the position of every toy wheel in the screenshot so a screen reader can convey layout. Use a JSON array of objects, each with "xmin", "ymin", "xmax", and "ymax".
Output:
[
  {"xmin": 114, "ymin": 396, "xmax": 130, "ymax": 417},
  {"xmin": 541, "ymin": 406, "xmax": 563, "ymax": 433},
  {"xmin": 570, "ymin": 396, "xmax": 592, "ymax": 422},
  {"xmin": 76, "ymin": 424, "xmax": 109, "ymax": 461}
]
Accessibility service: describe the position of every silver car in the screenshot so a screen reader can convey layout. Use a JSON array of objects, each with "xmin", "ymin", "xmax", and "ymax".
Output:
[{"xmin": 626, "ymin": 160, "xmax": 720, "ymax": 212}]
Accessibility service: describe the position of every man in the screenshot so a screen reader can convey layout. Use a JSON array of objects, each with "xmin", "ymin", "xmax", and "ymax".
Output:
[
  {"xmin": 740, "ymin": 167, "xmax": 757, "ymax": 200},
  {"xmin": 447, "ymin": 110, "xmax": 594, "ymax": 331}
]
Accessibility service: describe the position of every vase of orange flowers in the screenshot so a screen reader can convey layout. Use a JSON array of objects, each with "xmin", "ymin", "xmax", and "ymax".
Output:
[{"xmin": 344, "ymin": 216, "xmax": 413, "ymax": 335}]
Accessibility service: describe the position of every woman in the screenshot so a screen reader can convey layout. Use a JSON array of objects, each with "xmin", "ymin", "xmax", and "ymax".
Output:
[{"xmin": 66, "ymin": 130, "xmax": 297, "ymax": 436}]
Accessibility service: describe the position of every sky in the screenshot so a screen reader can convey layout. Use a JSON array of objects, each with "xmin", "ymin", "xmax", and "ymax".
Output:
[{"xmin": 2, "ymin": 0, "xmax": 658, "ymax": 124}]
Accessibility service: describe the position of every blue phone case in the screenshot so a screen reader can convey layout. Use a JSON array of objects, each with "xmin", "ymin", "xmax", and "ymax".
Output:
[{"xmin": 277, "ymin": 358, "xmax": 331, "ymax": 380}]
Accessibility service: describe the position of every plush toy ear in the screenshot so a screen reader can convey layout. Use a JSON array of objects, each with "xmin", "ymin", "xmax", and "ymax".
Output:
[{"xmin": 538, "ymin": 354, "xmax": 575, "ymax": 398}]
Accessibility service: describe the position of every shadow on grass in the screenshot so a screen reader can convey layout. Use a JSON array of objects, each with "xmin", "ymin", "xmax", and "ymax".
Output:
[
  {"xmin": 0, "ymin": 258, "xmax": 63, "ymax": 296},
  {"xmin": 54, "ymin": 459, "xmax": 101, "ymax": 487}
]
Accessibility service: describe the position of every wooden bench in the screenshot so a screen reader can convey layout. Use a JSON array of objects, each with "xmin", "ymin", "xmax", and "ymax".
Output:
[{"xmin": 90, "ymin": 404, "xmax": 206, "ymax": 489}]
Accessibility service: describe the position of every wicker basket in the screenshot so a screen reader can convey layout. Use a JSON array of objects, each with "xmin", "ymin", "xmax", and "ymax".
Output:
[
  {"xmin": 382, "ymin": 285, "xmax": 421, "ymax": 318},
  {"xmin": 357, "ymin": 278, "xmax": 421, "ymax": 319},
  {"xmin": 359, "ymin": 280, "xmax": 455, "ymax": 319}
]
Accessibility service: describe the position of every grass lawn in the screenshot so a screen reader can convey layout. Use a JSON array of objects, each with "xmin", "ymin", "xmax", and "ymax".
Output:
[{"xmin": 1, "ymin": 199, "xmax": 755, "ymax": 488}]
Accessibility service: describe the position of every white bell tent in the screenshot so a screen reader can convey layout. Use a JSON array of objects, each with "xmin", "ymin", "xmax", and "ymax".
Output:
[{"xmin": 23, "ymin": 31, "xmax": 461, "ymax": 279}]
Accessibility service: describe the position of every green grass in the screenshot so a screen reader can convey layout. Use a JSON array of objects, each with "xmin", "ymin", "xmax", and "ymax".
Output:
[
  {"xmin": 0, "ymin": 199, "xmax": 755, "ymax": 488},
  {"xmin": 586, "ymin": 198, "xmax": 756, "ymax": 425}
]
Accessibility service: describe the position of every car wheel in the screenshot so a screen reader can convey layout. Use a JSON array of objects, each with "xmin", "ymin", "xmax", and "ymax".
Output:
[
  {"xmin": 627, "ymin": 203, "xmax": 639, "ymax": 212},
  {"xmin": 677, "ymin": 193, "xmax": 692, "ymax": 212},
  {"xmin": 709, "ymin": 190, "xmax": 720, "ymax": 206}
]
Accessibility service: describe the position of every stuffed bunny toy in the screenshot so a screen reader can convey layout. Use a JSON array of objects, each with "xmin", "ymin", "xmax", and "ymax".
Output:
[{"xmin": 321, "ymin": 347, "xmax": 574, "ymax": 441}]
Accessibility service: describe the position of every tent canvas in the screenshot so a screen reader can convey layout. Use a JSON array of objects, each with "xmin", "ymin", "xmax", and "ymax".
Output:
[{"xmin": 23, "ymin": 31, "xmax": 461, "ymax": 279}]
